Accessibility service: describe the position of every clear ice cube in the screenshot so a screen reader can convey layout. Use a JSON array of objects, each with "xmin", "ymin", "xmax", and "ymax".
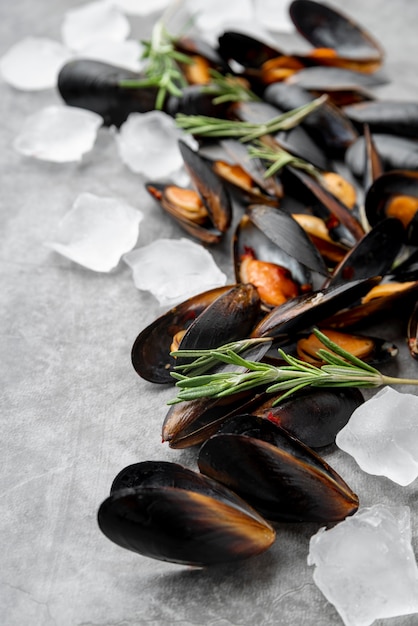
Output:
[
  {"xmin": 61, "ymin": 0, "xmax": 130, "ymax": 52},
  {"xmin": 46, "ymin": 192, "xmax": 143, "ymax": 272},
  {"xmin": 116, "ymin": 111, "xmax": 185, "ymax": 179},
  {"xmin": 185, "ymin": 0, "xmax": 253, "ymax": 43},
  {"xmin": 336, "ymin": 386, "xmax": 418, "ymax": 486},
  {"xmin": 123, "ymin": 238, "xmax": 227, "ymax": 306},
  {"xmin": 13, "ymin": 105, "xmax": 103, "ymax": 162},
  {"xmin": 308, "ymin": 504, "xmax": 418, "ymax": 626},
  {"xmin": 77, "ymin": 39, "xmax": 144, "ymax": 72},
  {"xmin": 0, "ymin": 37, "xmax": 73, "ymax": 91}
]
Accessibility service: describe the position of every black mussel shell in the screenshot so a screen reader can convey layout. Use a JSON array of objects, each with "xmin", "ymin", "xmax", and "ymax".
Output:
[
  {"xmin": 264, "ymin": 82, "xmax": 358, "ymax": 155},
  {"xmin": 233, "ymin": 213, "xmax": 313, "ymax": 307},
  {"xmin": 407, "ymin": 301, "xmax": 418, "ymax": 359},
  {"xmin": 98, "ymin": 461, "xmax": 275, "ymax": 566},
  {"xmin": 179, "ymin": 141, "xmax": 232, "ymax": 234},
  {"xmin": 131, "ymin": 285, "xmax": 233, "ymax": 383},
  {"xmin": 198, "ymin": 416, "xmax": 359, "ymax": 522},
  {"xmin": 251, "ymin": 276, "xmax": 380, "ymax": 340},
  {"xmin": 252, "ymin": 387, "xmax": 364, "ymax": 448},
  {"xmin": 246, "ymin": 205, "xmax": 328, "ymax": 276},
  {"xmin": 325, "ymin": 217, "xmax": 405, "ymax": 287},
  {"xmin": 344, "ymin": 101, "xmax": 418, "ymax": 139},
  {"xmin": 175, "ymin": 284, "xmax": 261, "ymax": 363},
  {"xmin": 365, "ymin": 171, "xmax": 418, "ymax": 244},
  {"xmin": 289, "ymin": 0, "xmax": 383, "ymax": 62},
  {"xmin": 346, "ymin": 135, "xmax": 418, "ymax": 178},
  {"xmin": 57, "ymin": 59, "xmax": 158, "ymax": 127},
  {"xmin": 145, "ymin": 182, "xmax": 223, "ymax": 244},
  {"xmin": 217, "ymin": 31, "xmax": 284, "ymax": 69}
]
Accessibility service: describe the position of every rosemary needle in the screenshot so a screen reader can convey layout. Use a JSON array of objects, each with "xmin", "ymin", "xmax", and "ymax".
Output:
[{"xmin": 167, "ymin": 329, "xmax": 418, "ymax": 405}]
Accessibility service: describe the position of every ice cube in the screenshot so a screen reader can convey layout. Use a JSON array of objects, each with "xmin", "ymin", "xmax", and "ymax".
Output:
[
  {"xmin": 308, "ymin": 504, "xmax": 418, "ymax": 626},
  {"xmin": 253, "ymin": 0, "xmax": 294, "ymax": 33},
  {"xmin": 185, "ymin": 0, "xmax": 253, "ymax": 43},
  {"xmin": 13, "ymin": 106, "xmax": 103, "ymax": 162},
  {"xmin": 61, "ymin": 0, "xmax": 130, "ymax": 52},
  {"xmin": 46, "ymin": 192, "xmax": 143, "ymax": 272},
  {"xmin": 116, "ymin": 111, "xmax": 185, "ymax": 179},
  {"xmin": 112, "ymin": 0, "xmax": 171, "ymax": 15},
  {"xmin": 123, "ymin": 238, "xmax": 227, "ymax": 306},
  {"xmin": 0, "ymin": 37, "xmax": 73, "ymax": 91},
  {"xmin": 336, "ymin": 386, "xmax": 418, "ymax": 486},
  {"xmin": 77, "ymin": 39, "xmax": 144, "ymax": 72}
]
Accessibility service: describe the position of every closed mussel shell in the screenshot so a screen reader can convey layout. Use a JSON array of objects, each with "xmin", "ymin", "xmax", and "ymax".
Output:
[
  {"xmin": 252, "ymin": 387, "xmax": 364, "ymax": 448},
  {"xmin": 98, "ymin": 461, "xmax": 275, "ymax": 566},
  {"xmin": 198, "ymin": 415, "xmax": 359, "ymax": 522}
]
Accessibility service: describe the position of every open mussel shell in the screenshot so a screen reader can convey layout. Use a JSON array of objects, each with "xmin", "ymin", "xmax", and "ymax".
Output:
[
  {"xmin": 283, "ymin": 167, "xmax": 364, "ymax": 247},
  {"xmin": 251, "ymin": 276, "xmax": 380, "ymax": 340},
  {"xmin": 295, "ymin": 328, "xmax": 398, "ymax": 367},
  {"xmin": 145, "ymin": 182, "xmax": 223, "ymax": 244},
  {"xmin": 365, "ymin": 171, "xmax": 418, "ymax": 245},
  {"xmin": 245, "ymin": 205, "xmax": 328, "ymax": 276},
  {"xmin": 323, "ymin": 279, "xmax": 418, "ymax": 328},
  {"xmin": 217, "ymin": 31, "xmax": 284, "ymax": 70},
  {"xmin": 252, "ymin": 387, "xmax": 364, "ymax": 448},
  {"xmin": 131, "ymin": 285, "xmax": 233, "ymax": 383},
  {"xmin": 407, "ymin": 301, "xmax": 418, "ymax": 360},
  {"xmin": 324, "ymin": 217, "xmax": 405, "ymax": 287},
  {"xmin": 98, "ymin": 461, "xmax": 275, "ymax": 566},
  {"xmin": 233, "ymin": 213, "xmax": 312, "ymax": 308},
  {"xmin": 198, "ymin": 415, "xmax": 359, "ymax": 522},
  {"xmin": 289, "ymin": 0, "xmax": 383, "ymax": 68},
  {"xmin": 178, "ymin": 141, "xmax": 232, "ymax": 234}
]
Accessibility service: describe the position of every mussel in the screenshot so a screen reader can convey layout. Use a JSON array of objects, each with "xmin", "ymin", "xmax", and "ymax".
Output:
[
  {"xmin": 146, "ymin": 140, "xmax": 232, "ymax": 243},
  {"xmin": 252, "ymin": 387, "xmax": 364, "ymax": 448},
  {"xmin": 198, "ymin": 415, "xmax": 359, "ymax": 522},
  {"xmin": 131, "ymin": 284, "xmax": 261, "ymax": 383},
  {"xmin": 289, "ymin": 0, "xmax": 384, "ymax": 72},
  {"xmin": 98, "ymin": 461, "xmax": 276, "ymax": 566}
]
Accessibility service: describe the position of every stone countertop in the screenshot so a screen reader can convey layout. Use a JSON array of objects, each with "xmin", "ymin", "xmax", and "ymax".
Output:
[{"xmin": 1, "ymin": 1, "xmax": 418, "ymax": 625}]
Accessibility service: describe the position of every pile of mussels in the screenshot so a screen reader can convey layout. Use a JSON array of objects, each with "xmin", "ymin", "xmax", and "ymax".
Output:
[{"xmin": 59, "ymin": 0, "xmax": 418, "ymax": 566}]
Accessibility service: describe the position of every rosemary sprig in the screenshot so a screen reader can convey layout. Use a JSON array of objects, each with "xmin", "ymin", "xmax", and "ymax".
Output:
[
  {"xmin": 247, "ymin": 140, "xmax": 322, "ymax": 179},
  {"xmin": 175, "ymin": 95, "xmax": 328, "ymax": 141},
  {"xmin": 202, "ymin": 70, "xmax": 261, "ymax": 104},
  {"xmin": 119, "ymin": 19, "xmax": 192, "ymax": 110},
  {"xmin": 167, "ymin": 328, "xmax": 418, "ymax": 405}
]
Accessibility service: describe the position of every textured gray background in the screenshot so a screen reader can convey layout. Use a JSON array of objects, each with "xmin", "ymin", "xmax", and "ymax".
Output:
[{"xmin": 1, "ymin": 1, "xmax": 418, "ymax": 625}]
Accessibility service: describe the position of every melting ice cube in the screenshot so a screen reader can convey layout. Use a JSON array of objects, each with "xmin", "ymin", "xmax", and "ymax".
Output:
[
  {"xmin": 77, "ymin": 39, "xmax": 144, "ymax": 72},
  {"xmin": 116, "ymin": 111, "xmax": 185, "ymax": 179},
  {"xmin": 46, "ymin": 192, "xmax": 143, "ymax": 272},
  {"xmin": 0, "ymin": 37, "xmax": 73, "ymax": 91},
  {"xmin": 13, "ymin": 105, "xmax": 103, "ymax": 162},
  {"xmin": 336, "ymin": 386, "xmax": 418, "ymax": 486},
  {"xmin": 61, "ymin": 0, "xmax": 130, "ymax": 52},
  {"xmin": 123, "ymin": 238, "xmax": 227, "ymax": 306},
  {"xmin": 308, "ymin": 504, "xmax": 418, "ymax": 626}
]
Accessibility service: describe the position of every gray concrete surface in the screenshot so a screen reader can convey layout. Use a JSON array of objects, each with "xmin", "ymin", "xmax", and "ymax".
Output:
[{"xmin": 1, "ymin": 1, "xmax": 418, "ymax": 625}]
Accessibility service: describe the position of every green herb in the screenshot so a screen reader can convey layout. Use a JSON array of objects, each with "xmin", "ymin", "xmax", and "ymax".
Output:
[
  {"xmin": 202, "ymin": 70, "xmax": 261, "ymax": 104},
  {"xmin": 119, "ymin": 19, "xmax": 192, "ymax": 110},
  {"xmin": 175, "ymin": 95, "xmax": 328, "ymax": 141},
  {"xmin": 168, "ymin": 328, "xmax": 418, "ymax": 405},
  {"xmin": 247, "ymin": 140, "xmax": 322, "ymax": 179}
]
